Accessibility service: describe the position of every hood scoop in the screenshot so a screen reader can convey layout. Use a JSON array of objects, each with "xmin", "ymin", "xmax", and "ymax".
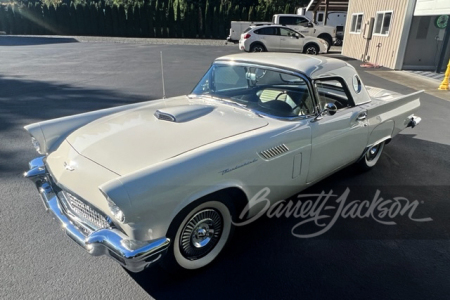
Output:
[{"xmin": 154, "ymin": 105, "xmax": 215, "ymax": 123}]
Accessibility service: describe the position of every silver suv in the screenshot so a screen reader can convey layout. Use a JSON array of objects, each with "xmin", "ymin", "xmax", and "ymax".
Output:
[{"xmin": 239, "ymin": 25, "xmax": 328, "ymax": 55}]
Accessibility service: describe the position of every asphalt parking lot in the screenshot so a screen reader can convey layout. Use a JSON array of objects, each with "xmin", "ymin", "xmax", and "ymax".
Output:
[{"xmin": 1, "ymin": 36, "xmax": 449, "ymax": 300}]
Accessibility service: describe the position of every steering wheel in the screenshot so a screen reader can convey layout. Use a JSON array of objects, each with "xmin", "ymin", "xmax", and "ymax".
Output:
[
  {"xmin": 259, "ymin": 99, "xmax": 294, "ymax": 115},
  {"xmin": 274, "ymin": 91, "xmax": 299, "ymax": 109},
  {"xmin": 275, "ymin": 91, "xmax": 305, "ymax": 111},
  {"xmin": 274, "ymin": 91, "xmax": 288, "ymax": 101}
]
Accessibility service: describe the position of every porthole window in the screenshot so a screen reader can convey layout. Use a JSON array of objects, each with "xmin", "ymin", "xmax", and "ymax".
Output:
[{"xmin": 353, "ymin": 75, "xmax": 362, "ymax": 93}]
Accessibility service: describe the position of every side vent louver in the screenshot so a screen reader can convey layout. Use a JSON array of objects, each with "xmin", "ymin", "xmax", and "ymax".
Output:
[
  {"xmin": 154, "ymin": 110, "xmax": 175, "ymax": 122},
  {"xmin": 259, "ymin": 144, "xmax": 289, "ymax": 160}
]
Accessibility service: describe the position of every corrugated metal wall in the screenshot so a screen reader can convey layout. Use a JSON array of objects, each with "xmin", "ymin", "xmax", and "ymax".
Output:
[{"xmin": 342, "ymin": 0, "xmax": 412, "ymax": 69}]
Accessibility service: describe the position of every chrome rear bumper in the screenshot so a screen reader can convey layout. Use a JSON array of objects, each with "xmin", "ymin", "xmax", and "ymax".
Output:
[{"xmin": 24, "ymin": 157, "xmax": 170, "ymax": 273}]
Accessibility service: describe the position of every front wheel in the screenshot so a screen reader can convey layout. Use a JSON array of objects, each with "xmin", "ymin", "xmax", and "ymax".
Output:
[
  {"xmin": 304, "ymin": 44, "xmax": 319, "ymax": 55},
  {"xmin": 358, "ymin": 142, "xmax": 385, "ymax": 170},
  {"xmin": 162, "ymin": 197, "xmax": 234, "ymax": 272}
]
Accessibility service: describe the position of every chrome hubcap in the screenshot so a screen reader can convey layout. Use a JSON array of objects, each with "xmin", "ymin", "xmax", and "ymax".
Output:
[
  {"xmin": 367, "ymin": 145, "xmax": 379, "ymax": 161},
  {"xmin": 253, "ymin": 46, "xmax": 263, "ymax": 52},
  {"xmin": 192, "ymin": 223, "xmax": 213, "ymax": 248},
  {"xmin": 306, "ymin": 47, "xmax": 317, "ymax": 54},
  {"xmin": 180, "ymin": 209, "xmax": 223, "ymax": 260}
]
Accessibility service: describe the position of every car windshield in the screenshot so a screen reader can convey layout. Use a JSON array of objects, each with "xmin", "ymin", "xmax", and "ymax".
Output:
[{"xmin": 191, "ymin": 63, "xmax": 314, "ymax": 118}]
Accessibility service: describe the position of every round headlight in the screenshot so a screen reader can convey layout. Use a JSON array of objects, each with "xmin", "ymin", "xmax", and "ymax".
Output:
[{"xmin": 31, "ymin": 137, "xmax": 41, "ymax": 152}]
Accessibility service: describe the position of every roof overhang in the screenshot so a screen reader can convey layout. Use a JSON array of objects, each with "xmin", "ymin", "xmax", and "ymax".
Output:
[{"xmin": 306, "ymin": 0, "xmax": 349, "ymax": 12}]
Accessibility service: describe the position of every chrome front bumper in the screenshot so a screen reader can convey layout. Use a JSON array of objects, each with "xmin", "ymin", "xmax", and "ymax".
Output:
[{"xmin": 24, "ymin": 157, "xmax": 170, "ymax": 273}]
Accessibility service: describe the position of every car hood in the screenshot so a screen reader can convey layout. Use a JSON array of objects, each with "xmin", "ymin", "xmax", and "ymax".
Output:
[
  {"xmin": 66, "ymin": 96, "xmax": 268, "ymax": 175},
  {"xmin": 320, "ymin": 25, "xmax": 336, "ymax": 31}
]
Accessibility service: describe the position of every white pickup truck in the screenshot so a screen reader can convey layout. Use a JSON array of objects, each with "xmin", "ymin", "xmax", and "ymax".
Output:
[{"xmin": 227, "ymin": 14, "xmax": 337, "ymax": 50}]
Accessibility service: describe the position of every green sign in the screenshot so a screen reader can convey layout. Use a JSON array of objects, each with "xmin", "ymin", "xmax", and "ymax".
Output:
[{"xmin": 435, "ymin": 15, "xmax": 449, "ymax": 29}]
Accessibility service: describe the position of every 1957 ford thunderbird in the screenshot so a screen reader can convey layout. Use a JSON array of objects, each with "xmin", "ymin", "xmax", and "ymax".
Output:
[{"xmin": 24, "ymin": 53, "xmax": 422, "ymax": 272}]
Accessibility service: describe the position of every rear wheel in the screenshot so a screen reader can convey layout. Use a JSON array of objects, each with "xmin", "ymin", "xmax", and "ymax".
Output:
[
  {"xmin": 304, "ymin": 44, "xmax": 319, "ymax": 55},
  {"xmin": 358, "ymin": 142, "xmax": 385, "ymax": 170},
  {"xmin": 250, "ymin": 43, "xmax": 266, "ymax": 52},
  {"xmin": 162, "ymin": 196, "xmax": 234, "ymax": 272}
]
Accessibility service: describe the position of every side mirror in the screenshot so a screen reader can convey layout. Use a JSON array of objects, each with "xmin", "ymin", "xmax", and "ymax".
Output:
[
  {"xmin": 307, "ymin": 22, "xmax": 314, "ymax": 28},
  {"xmin": 294, "ymin": 33, "xmax": 300, "ymax": 39},
  {"xmin": 324, "ymin": 103, "xmax": 337, "ymax": 115},
  {"xmin": 311, "ymin": 102, "xmax": 337, "ymax": 122}
]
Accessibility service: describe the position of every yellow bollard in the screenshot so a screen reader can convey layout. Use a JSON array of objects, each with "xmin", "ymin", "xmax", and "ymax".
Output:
[{"xmin": 438, "ymin": 59, "xmax": 450, "ymax": 90}]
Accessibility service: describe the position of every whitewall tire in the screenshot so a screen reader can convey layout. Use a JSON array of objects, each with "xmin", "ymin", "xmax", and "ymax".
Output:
[
  {"xmin": 358, "ymin": 142, "xmax": 385, "ymax": 170},
  {"xmin": 162, "ymin": 197, "xmax": 234, "ymax": 272}
]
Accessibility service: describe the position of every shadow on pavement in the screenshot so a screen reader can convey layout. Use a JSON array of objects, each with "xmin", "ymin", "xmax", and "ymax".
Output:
[
  {"xmin": 0, "ymin": 36, "xmax": 78, "ymax": 46},
  {"xmin": 0, "ymin": 74, "xmax": 150, "ymax": 130},
  {"xmin": 128, "ymin": 134, "xmax": 450, "ymax": 300},
  {"xmin": 0, "ymin": 75, "xmax": 150, "ymax": 174}
]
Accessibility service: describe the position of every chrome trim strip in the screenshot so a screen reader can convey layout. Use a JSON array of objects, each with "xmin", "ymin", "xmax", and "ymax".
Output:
[
  {"xmin": 24, "ymin": 158, "xmax": 170, "ymax": 273},
  {"xmin": 259, "ymin": 144, "xmax": 290, "ymax": 160}
]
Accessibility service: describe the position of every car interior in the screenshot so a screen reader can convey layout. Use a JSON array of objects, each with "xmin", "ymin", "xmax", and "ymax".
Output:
[{"xmin": 192, "ymin": 65, "xmax": 353, "ymax": 118}]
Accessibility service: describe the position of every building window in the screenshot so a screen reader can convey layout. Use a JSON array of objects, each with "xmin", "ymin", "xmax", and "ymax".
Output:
[
  {"xmin": 318, "ymin": 13, "xmax": 324, "ymax": 22},
  {"xmin": 350, "ymin": 13, "xmax": 364, "ymax": 33},
  {"xmin": 373, "ymin": 11, "xmax": 393, "ymax": 36}
]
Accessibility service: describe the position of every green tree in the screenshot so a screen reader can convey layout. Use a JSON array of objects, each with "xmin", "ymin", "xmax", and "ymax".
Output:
[
  {"xmin": 89, "ymin": 3, "xmax": 99, "ymax": 36},
  {"xmin": 167, "ymin": 0, "xmax": 175, "ymax": 37},
  {"xmin": 104, "ymin": 4, "xmax": 114, "ymax": 36},
  {"xmin": 161, "ymin": 1, "xmax": 168, "ymax": 37},
  {"xmin": 75, "ymin": 4, "xmax": 85, "ymax": 35},
  {"xmin": 111, "ymin": 4, "xmax": 120, "ymax": 36},
  {"xmin": 204, "ymin": 0, "xmax": 211, "ymax": 38},
  {"xmin": 5, "ymin": 4, "xmax": 14, "ymax": 34},
  {"xmin": 125, "ymin": 5, "xmax": 131, "ymax": 36},
  {"xmin": 0, "ymin": 5, "xmax": 5, "ymax": 33},
  {"xmin": 212, "ymin": 4, "xmax": 218, "ymax": 38},
  {"xmin": 154, "ymin": 0, "xmax": 161, "ymax": 37},
  {"xmin": 175, "ymin": 0, "xmax": 182, "ymax": 37},
  {"xmin": 57, "ymin": 3, "xmax": 70, "ymax": 35},
  {"xmin": 147, "ymin": 0, "xmax": 155, "ymax": 38},
  {"xmin": 97, "ymin": 3, "xmax": 107, "ymax": 36},
  {"xmin": 138, "ymin": 3, "xmax": 148, "ymax": 37},
  {"xmin": 69, "ymin": 2, "xmax": 78, "ymax": 35},
  {"xmin": 14, "ymin": 5, "xmax": 24, "ymax": 35}
]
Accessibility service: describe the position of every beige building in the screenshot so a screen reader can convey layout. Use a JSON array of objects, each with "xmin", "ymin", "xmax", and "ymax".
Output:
[{"xmin": 342, "ymin": 0, "xmax": 450, "ymax": 72}]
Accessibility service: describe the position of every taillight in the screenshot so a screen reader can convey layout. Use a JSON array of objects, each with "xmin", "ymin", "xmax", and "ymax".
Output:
[{"xmin": 243, "ymin": 33, "xmax": 251, "ymax": 39}]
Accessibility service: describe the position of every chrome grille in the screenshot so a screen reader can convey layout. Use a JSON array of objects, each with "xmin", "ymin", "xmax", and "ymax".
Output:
[
  {"xmin": 62, "ymin": 191, "xmax": 110, "ymax": 229},
  {"xmin": 259, "ymin": 144, "xmax": 289, "ymax": 160}
]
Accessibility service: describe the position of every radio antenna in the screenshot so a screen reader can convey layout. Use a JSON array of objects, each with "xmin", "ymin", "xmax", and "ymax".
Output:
[{"xmin": 160, "ymin": 51, "xmax": 166, "ymax": 102}]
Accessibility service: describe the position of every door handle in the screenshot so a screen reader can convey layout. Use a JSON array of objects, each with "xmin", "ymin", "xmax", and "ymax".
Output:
[{"xmin": 357, "ymin": 111, "xmax": 367, "ymax": 121}]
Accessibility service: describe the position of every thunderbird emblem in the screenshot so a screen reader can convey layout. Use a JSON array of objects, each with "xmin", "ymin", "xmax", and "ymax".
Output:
[{"xmin": 64, "ymin": 161, "xmax": 75, "ymax": 171}]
